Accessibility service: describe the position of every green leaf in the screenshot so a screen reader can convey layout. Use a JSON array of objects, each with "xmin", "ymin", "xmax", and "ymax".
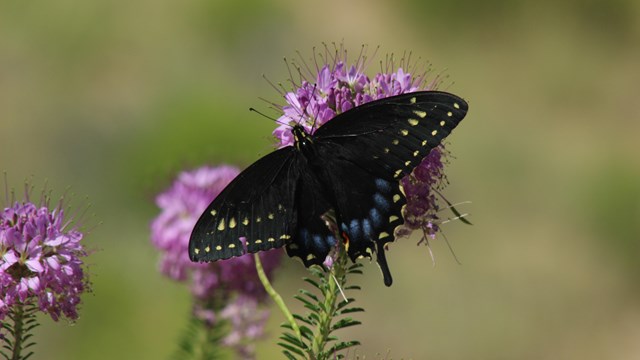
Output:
[
  {"xmin": 292, "ymin": 294, "xmax": 314, "ymax": 307},
  {"xmin": 298, "ymin": 289, "xmax": 320, "ymax": 302},
  {"xmin": 298, "ymin": 325, "xmax": 314, "ymax": 340},
  {"xmin": 336, "ymin": 307, "xmax": 364, "ymax": 315},
  {"xmin": 292, "ymin": 314, "xmax": 314, "ymax": 326},
  {"xmin": 329, "ymin": 340, "xmax": 361, "ymax": 353},
  {"xmin": 278, "ymin": 342, "xmax": 306, "ymax": 357},
  {"xmin": 279, "ymin": 332, "xmax": 305, "ymax": 348},
  {"xmin": 281, "ymin": 349, "xmax": 301, "ymax": 360},
  {"xmin": 331, "ymin": 318, "xmax": 362, "ymax": 331},
  {"xmin": 303, "ymin": 277, "xmax": 321, "ymax": 289},
  {"xmin": 308, "ymin": 312, "xmax": 321, "ymax": 323}
]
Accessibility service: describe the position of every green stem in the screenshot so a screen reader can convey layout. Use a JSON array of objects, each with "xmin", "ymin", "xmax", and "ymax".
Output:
[
  {"xmin": 254, "ymin": 254, "xmax": 303, "ymax": 342},
  {"xmin": 10, "ymin": 303, "xmax": 24, "ymax": 360},
  {"xmin": 311, "ymin": 251, "xmax": 347, "ymax": 359},
  {"xmin": 198, "ymin": 316, "xmax": 221, "ymax": 360}
]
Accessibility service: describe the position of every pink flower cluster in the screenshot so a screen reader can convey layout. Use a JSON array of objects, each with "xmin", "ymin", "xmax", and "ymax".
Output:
[
  {"xmin": 0, "ymin": 201, "xmax": 88, "ymax": 323},
  {"xmin": 151, "ymin": 165, "xmax": 283, "ymax": 355}
]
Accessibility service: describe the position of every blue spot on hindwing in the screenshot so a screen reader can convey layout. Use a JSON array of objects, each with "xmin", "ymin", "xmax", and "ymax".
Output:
[
  {"xmin": 349, "ymin": 219, "xmax": 361, "ymax": 239},
  {"xmin": 369, "ymin": 208, "xmax": 383, "ymax": 227},
  {"xmin": 327, "ymin": 235, "xmax": 336, "ymax": 246},
  {"xmin": 375, "ymin": 178, "xmax": 391, "ymax": 193},
  {"xmin": 312, "ymin": 234, "xmax": 325, "ymax": 251},
  {"xmin": 362, "ymin": 219, "xmax": 373, "ymax": 238},
  {"xmin": 373, "ymin": 193, "xmax": 390, "ymax": 211}
]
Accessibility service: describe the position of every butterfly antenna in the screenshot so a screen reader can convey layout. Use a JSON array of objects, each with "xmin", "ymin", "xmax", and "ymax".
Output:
[{"xmin": 249, "ymin": 108, "xmax": 291, "ymax": 128}]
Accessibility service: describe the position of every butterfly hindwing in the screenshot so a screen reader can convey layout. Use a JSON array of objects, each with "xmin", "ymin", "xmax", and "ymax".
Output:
[
  {"xmin": 314, "ymin": 149, "xmax": 405, "ymax": 286},
  {"xmin": 285, "ymin": 164, "xmax": 338, "ymax": 267},
  {"xmin": 189, "ymin": 147, "xmax": 299, "ymax": 261}
]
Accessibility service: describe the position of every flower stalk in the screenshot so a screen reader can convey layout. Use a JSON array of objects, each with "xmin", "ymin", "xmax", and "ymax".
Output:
[{"xmin": 257, "ymin": 238, "xmax": 362, "ymax": 360}]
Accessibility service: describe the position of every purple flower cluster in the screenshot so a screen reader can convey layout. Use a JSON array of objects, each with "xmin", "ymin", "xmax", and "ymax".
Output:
[
  {"xmin": 151, "ymin": 165, "xmax": 282, "ymax": 354},
  {"xmin": 273, "ymin": 63, "xmax": 423, "ymax": 147},
  {"xmin": 220, "ymin": 295, "xmax": 269, "ymax": 359},
  {"xmin": 273, "ymin": 48, "xmax": 447, "ymax": 240},
  {"xmin": 0, "ymin": 201, "xmax": 88, "ymax": 323}
]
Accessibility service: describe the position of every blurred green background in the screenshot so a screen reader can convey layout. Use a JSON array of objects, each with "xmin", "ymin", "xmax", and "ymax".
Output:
[{"xmin": 2, "ymin": 0, "xmax": 640, "ymax": 358}]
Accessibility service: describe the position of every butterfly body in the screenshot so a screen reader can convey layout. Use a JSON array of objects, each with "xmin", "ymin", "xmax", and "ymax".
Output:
[{"xmin": 189, "ymin": 91, "xmax": 469, "ymax": 286}]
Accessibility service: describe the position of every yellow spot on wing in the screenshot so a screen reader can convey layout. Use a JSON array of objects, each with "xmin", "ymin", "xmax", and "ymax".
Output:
[
  {"xmin": 217, "ymin": 219, "xmax": 225, "ymax": 231},
  {"xmin": 447, "ymin": 111, "xmax": 452, "ymax": 117},
  {"xmin": 268, "ymin": 237, "xmax": 275, "ymax": 242},
  {"xmin": 242, "ymin": 217, "xmax": 249, "ymax": 226},
  {"xmin": 378, "ymin": 232, "xmax": 389, "ymax": 239},
  {"xmin": 422, "ymin": 140, "xmax": 428, "ymax": 146},
  {"xmin": 210, "ymin": 210, "xmax": 217, "ymax": 216},
  {"xmin": 256, "ymin": 217, "xmax": 262, "ymax": 223},
  {"xmin": 454, "ymin": 102, "xmax": 460, "ymax": 109},
  {"xmin": 393, "ymin": 194, "xmax": 401, "ymax": 203},
  {"xmin": 228, "ymin": 244, "xmax": 236, "ymax": 249},
  {"xmin": 413, "ymin": 150, "xmax": 420, "ymax": 157},
  {"xmin": 215, "ymin": 245, "xmax": 222, "ymax": 250},
  {"xmin": 267, "ymin": 213, "xmax": 274, "ymax": 220},
  {"xmin": 408, "ymin": 118, "xmax": 419, "ymax": 126},
  {"xmin": 229, "ymin": 218, "xmax": 236, "ymax": 229},
  {"xmin": 205, "ymin": 246, "xmax": 210, "ymax": 252},
  {"xmin": 389, "ymin": 215, "xmax": 399, "ymax": 222},
  {"xmin": 404, "ymin": 160, "xmax": 411, "ymax": 167},
  {"xmin": 384, "ymin": 147, "xmax": 390, "ymax": 153},
  {"xmin": 410, "ymin": 97, "xmax": 416, "ymax": 104},
  {"xmin": 440, "ymin": 120, "xmax": 445, "ymax": 126},
  {"xmin": 392, "ymin": 139, "xmax": 399, "ymax": 145},
  {"xmin": 255, "ymin": 239, "xmax": 263, "ymax": 244},
  {"xmin": 413, "ymin": 110, "xmax": 427, "ymax": 118},
  {"xmin": 194, "ymin": 248, "xmax": 200, "ymax": 254},
  {"xmin": 400, "ymin": 129, "xmax": 409, "ymax": 136},
  {"xmin": 431, "ymin": 130, "xmax": 438, "ymax": 136},
  {"xmin": 280, "ymin": 234, "xmax": 291, "ymax": 240}
]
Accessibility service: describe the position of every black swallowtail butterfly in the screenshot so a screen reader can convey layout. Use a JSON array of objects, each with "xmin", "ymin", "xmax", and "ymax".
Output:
[{"xmin": 189, "ymin": 91, "xmax": 468, "ymax": 286}]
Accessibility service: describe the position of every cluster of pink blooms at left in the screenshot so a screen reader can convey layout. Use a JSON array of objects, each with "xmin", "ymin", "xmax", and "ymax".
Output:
[
  {"xmin": 1, "ymin": 199, "xmax": 88, "ymax": 325},
  {"xmin": 151, "ymin": 165, "xmax": 282, "ymax": 354}
]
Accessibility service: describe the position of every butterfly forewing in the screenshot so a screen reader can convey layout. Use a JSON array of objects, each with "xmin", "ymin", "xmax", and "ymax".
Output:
[{"xmin": 189, "ymin": 147, "xmax": 299, "ymax": 261}]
